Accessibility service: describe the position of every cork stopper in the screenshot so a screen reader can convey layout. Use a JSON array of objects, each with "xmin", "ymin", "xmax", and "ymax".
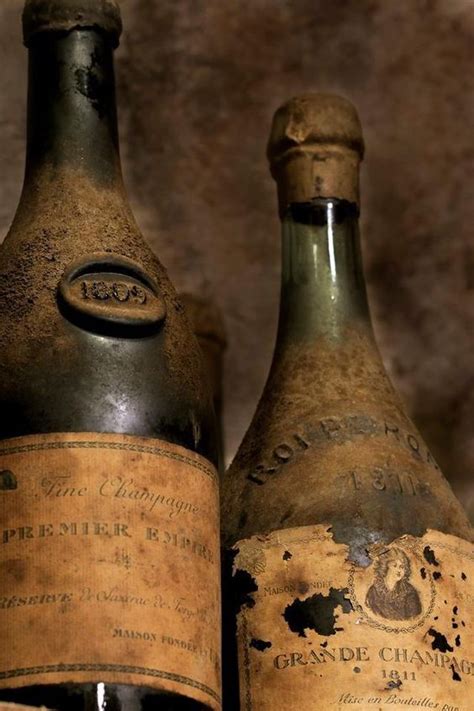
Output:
[
  {"xmin": 23, "ymin": 0, "xmax": 122, "ymax": 47},
  {"xmin": 267, "ymin": 93, "xmax": 364, "ymax": 217}
]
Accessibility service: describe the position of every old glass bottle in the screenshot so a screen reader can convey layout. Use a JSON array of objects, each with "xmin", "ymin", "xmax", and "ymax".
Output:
[
  {"xmin": 222, "ymin": 94, "xmax": 473, "ymax": 709},
  {"xmin": 0, "ymin": 2, "xmax": 219, "ymax": 710}
]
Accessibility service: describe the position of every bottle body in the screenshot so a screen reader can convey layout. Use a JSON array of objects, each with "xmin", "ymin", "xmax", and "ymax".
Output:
[
  {"xmin": 0, "ymin": 15, "xmax": 220, "ymax": 711},
  {"xmin": 222, "ymin": 198, "xmax": 473, "ymax": 710}
]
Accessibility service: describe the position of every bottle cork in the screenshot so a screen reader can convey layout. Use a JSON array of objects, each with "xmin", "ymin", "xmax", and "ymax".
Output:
[
  {"xmin": 23, "ymin": 0, "xmax": 122, "ymax": 47},
  {"xmin": 267, "ymin": 93, "xmax": 364, "ymax": 217}
]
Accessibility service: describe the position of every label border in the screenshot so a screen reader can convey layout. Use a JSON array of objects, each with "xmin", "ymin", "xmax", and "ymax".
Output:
[
  {"xmin": 0, "ymin": 663, "xmax": 221, "ymax": 705},
  {"xmin": 0, "ymin": 438, "xmax": 217, "ymax": 482}
]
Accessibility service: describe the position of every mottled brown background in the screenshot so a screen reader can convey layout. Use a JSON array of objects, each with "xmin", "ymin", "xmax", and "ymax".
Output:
[{"xmin": 0, "ymin": 0, "xmax": 472, "ymax": 515}]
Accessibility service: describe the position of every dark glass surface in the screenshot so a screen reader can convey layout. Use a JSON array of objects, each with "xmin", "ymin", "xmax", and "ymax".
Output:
[
  {"xmin": 0, "ymin": 683, "xmax": 210, "ymax": 710},
  {"xmin": 0, "ymin": 21, "xmax": 217, "ymax": 711}
]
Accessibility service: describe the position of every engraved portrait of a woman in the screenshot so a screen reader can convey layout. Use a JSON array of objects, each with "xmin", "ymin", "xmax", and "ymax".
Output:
[{"xmin": 365, "ymin": 547, "xmax": 422, "ymax": 620}]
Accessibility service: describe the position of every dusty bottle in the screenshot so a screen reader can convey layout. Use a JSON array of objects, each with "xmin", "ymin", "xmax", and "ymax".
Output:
[
  {"xmin": 0, "ymin": 2, "xmax": 220, "ymax": 710},
  {"xmin": 222, "ymin": 94, "xmax": 473, "ymax": 710}
]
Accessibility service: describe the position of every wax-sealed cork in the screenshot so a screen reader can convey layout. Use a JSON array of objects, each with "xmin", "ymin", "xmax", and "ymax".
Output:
[
  {"xmin": 267, "ymin": 93, "xmax": 364, "ymax": 216},
  {"xmin": 23, "ymin": 0, "xmax": 122, "ymax": 47}
]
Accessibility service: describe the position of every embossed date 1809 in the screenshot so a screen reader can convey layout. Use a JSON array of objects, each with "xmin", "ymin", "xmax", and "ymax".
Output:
[
  {"xmin": 58, "ymin": 253, "xmax": 167, "ymax": 333},
  {"xmin": 80, "ymin": 279, "xmax": 147, "ymax": 305}
]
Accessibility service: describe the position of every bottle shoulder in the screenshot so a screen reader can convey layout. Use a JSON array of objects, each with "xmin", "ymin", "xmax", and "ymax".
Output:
[
  {"xmin": 0, "ymin": 174, "xmax": 218, "ymax": 465},
  {"xmin": 222, "ymin": 331, "xmax": 472, "ymax": 552}
]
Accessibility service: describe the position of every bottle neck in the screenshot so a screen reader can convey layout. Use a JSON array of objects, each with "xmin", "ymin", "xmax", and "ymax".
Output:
[
  {"xmin": 277, "ymin": 199, "xmax": 372, "ymax": 344},
  {"xmin": 25, "ymin": 28, "xmax": 122, "ymax": 189}
]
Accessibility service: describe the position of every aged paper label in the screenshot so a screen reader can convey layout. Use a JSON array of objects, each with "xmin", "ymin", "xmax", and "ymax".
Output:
[
  {"xmin": 0, "ymin": 433, "xmax": 221, "ymax": 710},
  {"xmin": 233, "ymin": 526, "xmax": 473, "ymax": 710}
]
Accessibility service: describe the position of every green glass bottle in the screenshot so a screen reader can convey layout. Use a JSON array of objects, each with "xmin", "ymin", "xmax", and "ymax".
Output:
[
  {"xmin": 0, "ymin": 2, "xmax": 220, "ymax": 710},
  {"xmin": 222, "ymin": 94, "xmax": 473, "ymax": 710}
]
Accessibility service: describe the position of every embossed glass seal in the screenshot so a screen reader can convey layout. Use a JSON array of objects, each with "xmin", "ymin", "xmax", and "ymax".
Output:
[{"xmin": 58, "ymin": 253, "xmax": 167, "ymax": 335}]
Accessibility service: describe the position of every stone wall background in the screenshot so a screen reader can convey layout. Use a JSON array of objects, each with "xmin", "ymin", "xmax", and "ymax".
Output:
[{"xmin": 0, "ymin": 0, "xmax": 473, "ymax": 515}]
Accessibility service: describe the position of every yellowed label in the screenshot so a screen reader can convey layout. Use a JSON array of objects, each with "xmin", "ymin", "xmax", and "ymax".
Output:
[
  {"xmin": 0, "ymin": 433, "xmax": 221, "ymax": 710},
  {"xmin": 233, "ymin": 526, "xmax": 473, "ymax": 710},
  {"xmin": 0, "ymin": 705, "xmax": 50, "ymax": 710}
]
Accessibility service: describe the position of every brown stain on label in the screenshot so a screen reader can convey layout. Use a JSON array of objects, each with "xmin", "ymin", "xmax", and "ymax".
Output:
[
  {"xmin": 0, "ymin": 559, "xmax": 26, "ymax": 584},
  {"xmin": 0, "ymin": 471, "xmax": 17, "ymax": 491}
]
